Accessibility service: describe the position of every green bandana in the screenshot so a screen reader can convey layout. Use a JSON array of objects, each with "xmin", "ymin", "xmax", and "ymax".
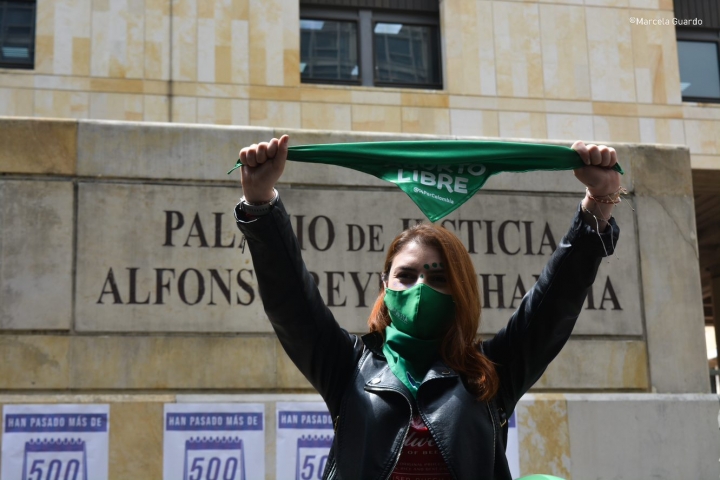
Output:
[
  {"xmin": 228, "ymin": 140, "xmax": 624, "ymax": 222},
  {"xmin": 383, "ymin": 324, "xmax": 443, "ymax": 398},
  {"xmin": 382, "ymin": 284, "xmax": 455, "ymax": 397}
]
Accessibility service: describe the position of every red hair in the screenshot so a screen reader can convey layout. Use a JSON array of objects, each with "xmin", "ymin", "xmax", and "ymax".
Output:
[{"xmin": 368, "ymin": 223, "xmax": 499, "ymax": 402}]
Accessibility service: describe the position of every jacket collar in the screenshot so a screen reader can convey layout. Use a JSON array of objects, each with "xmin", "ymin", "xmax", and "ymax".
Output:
[{"xmin": 361, "ymin": 332, "xmax": 460, "ymax": 389}]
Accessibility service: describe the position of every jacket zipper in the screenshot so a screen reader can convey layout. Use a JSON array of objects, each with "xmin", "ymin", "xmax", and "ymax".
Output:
[
  {"xmin": 365, "ymin": 385, "xmax": 413, "ymax": 480},
  {"xmin": 486, "ymin": 401, "xmax": 497, "ymax": 470}
]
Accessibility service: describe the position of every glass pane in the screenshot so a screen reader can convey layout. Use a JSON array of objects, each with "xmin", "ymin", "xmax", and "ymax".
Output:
[
  {"xmin": 7, "ymin": 5, "xmax": 34, "ymax": 25},
  {"xmin": 300, "ymin": 19, "xmax": 359, "ymax": 82},
  {"xmin": 678, "ymin": 41, "xmax": 720, "ymax": 99},
  {"xmin": 373, "ymin": 23, "xmax": 440, "ymax": 87}
]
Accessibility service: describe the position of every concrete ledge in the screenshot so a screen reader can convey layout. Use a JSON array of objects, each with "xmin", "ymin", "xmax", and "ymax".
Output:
[{"xmin": 0, "ymin": 117, "xmax": 77, "ymax": 175}]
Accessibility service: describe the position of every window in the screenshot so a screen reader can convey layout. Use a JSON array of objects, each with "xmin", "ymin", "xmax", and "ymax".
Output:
[
  {"xmin": 677, "ymin": 29, "xmax": 720, "ymax": 102},
  {"xmin": 0, "ymin": 0, "xmax": 35, "ymax": 69},
  {"xmin": 300, "ymin": 1, "xmax": 442, "ymax": 89}
]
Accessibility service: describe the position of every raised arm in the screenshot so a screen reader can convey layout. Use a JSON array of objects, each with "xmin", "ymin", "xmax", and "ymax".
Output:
[
  {"xmin": 483, "ymin": 141, "xmax": 623, "ymax": 412},
  {"xmin": 234, "ymin": 136, "xmax": 360, "ymax": 415}
]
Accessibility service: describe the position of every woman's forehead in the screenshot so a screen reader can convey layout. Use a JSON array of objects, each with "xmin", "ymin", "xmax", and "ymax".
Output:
[{"xmin": 392, "ymin": 242, "xmax": 443, "ymax": 266}]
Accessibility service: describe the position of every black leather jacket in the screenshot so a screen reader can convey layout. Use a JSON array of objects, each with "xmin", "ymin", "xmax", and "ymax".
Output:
[{"xmin": 236, "ymin": 199, "xmax": 619, "ymax": 480}]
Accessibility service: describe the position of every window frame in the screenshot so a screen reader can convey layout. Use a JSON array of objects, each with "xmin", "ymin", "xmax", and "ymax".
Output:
[
  {"xmin": 0, "ymin": 0, "xmax": 36, "ymax": 70},
  {"xmin": 299, "ymin": 6, "xmax": 443, "ymax": 90},
  {"xmin": 676, "ymin": 27, "xmax": 720, "ymax": 103}
]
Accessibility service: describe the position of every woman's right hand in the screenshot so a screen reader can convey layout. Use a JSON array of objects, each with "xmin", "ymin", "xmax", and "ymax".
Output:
[{"xmin": 239, "ymin": 135, "xmax": 289, "ymax": 203}]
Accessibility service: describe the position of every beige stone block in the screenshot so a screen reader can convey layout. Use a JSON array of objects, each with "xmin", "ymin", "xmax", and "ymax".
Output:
[
  {"xmin": 34, "ymin": 35, "xmax": 55, "ymax": 73},
  {"xmin": 401, "ymin": 107, "xmax": 450, "ymax": 135},
  {"xmin": 109, "ymin": 402, "xmax": 164, "ymax": 480},
  {"xmin": 35, "ymin": 0, "xmax": 54, "ymax": 36},
  {"xmin": 0, "ymin": 72, "xmax": 34, "ymax": 89},
  {"xmin": 300, "ymin": 87, "xmax": 352, "ymax": 104},
  {"xmin": 593, "ymin": 115, "xmax": 640, "ymax": 143},
  {"xmin": 231, "ymin": 19, "xmax": 250, "ymax": 84},
  {"xmin": 636, "ymin": 104, "xmax": 683, "ymax": 118},
  {"xmin": 69, "ymin": 336, "xmax": 277, "ymax": 389},
  {"xmin": 248, "ymin": 0, "xmax": 285, "ymax": 86},
  {"xmin": 401, "ymin": 92, "xmax": 449, "ymax": 108},
  {"xmin": 585, "ymin": 0, "xmax": 628, "ymax": 5},
  {"xmin": 144, "ymin": 3, "xmax": 170, "ymax": 80},
  {"xmin": 684, "ymin": 119, "xmax": 720, "ymax": 155},
  {"xmin": 281, "ymin": 0, "xmax": 299, "ymax": 69},
  {"xmin": 638, "ymin": 117, "xmax": 685, "ymax": 145},
  {"xmin": 545, "ymin": 100, "xmax": 593, "ymax": 115},
  {"xmin": 53, "ymin": 0, "xmax": 91, "ymax": 76},
  {"xmin": 198, "ymin": 0, "xmax": 214, "ymax": 18},
  {"xmin": 250, "ymin": 100, "xmax": 301, "ymax": 128},
  {"xmin": 516, "ymin": 396, "xmax": 571, "ymax": 478},
  {"xmin": 497, "ymin": 97, "xmax": 546, "ymax": 113},
  {"xmin": 351, "ymin": 89, "xmax": 401, "ymax": 106},
  {"xmin": 90, "ymin": 78, "xmax": 145, "ymax": 94},
  {"xmin": 658, "ymin": 0, "xmax": 673, "ymax": 9},
  {"xmin": 0, "ymin": 181, "xmax": 74, "ymax": 330},
  {"xmin": 586, "ymin": 7, "xmax": 636, "ymax": 102},
  {"xmin": 232, "ymin": 0, "xmax": 248, "ymax": 20},
  {"xmin": 630, "ymin": 9, "xmax": 682, "ymax": 105},
  {"xmin": 499, "ymin": 112, "xmax": 547, "ymax": 139},
  {"xmin": 352, "ymin": 104, "xmax": 402, "ymax": 132},
  {"xmin": 142, "ymin": 79, "xmax": 169, "ymax": 95},
  {"xmin": 450, "ymin": 109, "xmax": 500, "ymax": 137},
  {"xmin": 546, "ymin": 113, "xmax": 594, "ymax": 140},
  {"xmin": 196, "ymin": 82, "xmax": 248, "ymax": 98},
  {"xmin": 276, "ymin": 339, "xmax": 313, "ymax": 390},
  {"xmin": 173, "ymin": 16, "xmax": 198, "ymax": 81},
  {"xmin": 216, "ymin": 45, "xmax": 232, "ymax": 84},
  {"xmin": 231, "ymin": 98, "xmax": 250, "ymax": 126},
  {"xmin": 301, "ymin": 102, "xmax": 352, "ymax": 131},
  {"xmin": 592, "ymin": 101, "xmax": 638, "ymax": 117},
  {"xmin": 442, "ymin": 0, "xmax": 496, "ymax": 95},
  {"xmin": 144, "ymin": 95, "xmax": 169, "ymax": 122},
  {"xmin": 248, "ymin": 85, "xmax": 300, "ymax": 101},
  {"xmin": 171, "ymin": 96, "xmax": 198, "ymax": 123},
  {"xmin": 494, "ymin": 2, "xmax": 543, "ymax": 98},
  {"xmin": 448, "ymin": 95, "xmax": 498, "ymax": 111},
  {"xmin": 0, "ymin": 117, "xmax": 77, "ymax": 174},
  {"xmin": 539, "ymin": 4, "xmax": 590, "ymax": 100},
  {"xmin": 627, "ymin": 143, "xmax": 692, "ymax": 196},
  {"xmin": 683, "ymin": 104, "xmax": 720, "ymax": 120},
  {"xmin": 535, "ymin": 340, "xmax": 649, "ymax": 390},
  {"xmin": 89, "ymin": 92, "xmax": 144, "ymax": 121},
  {"xmin": 690, "ymin": 155, "xmax": 720, "ymax": 170},
  {"xmin": 630, "ymin": 0, "xmax": 659, "ymax": 7},
  {"xmin": 172, "ymin": 81, "xmax": 198, "ymax": 96},
  {"xmin": 0, "ymin": 88, "xmax": 33, "ymax": 117},
  {"xmin": 34, "ymin": 74, "xmax": 90, "ymax": 91},
  {"xmin": 72, "ymin": 37, "xmax": 90, "ymax": 76},
  {"xmin": 284, "ymin": 48, "xmax": 300, "ymax": 88},
  {"xmin": 34, "ymin": 90, "xmax": 90, "ymax": 119},
  {"xmin": 0, "ymin": 336, "xmax": 70, "ymax": 389},
  {"xmin": 197, "ymin": 17, "xmax": 216, "ymax": 83}
]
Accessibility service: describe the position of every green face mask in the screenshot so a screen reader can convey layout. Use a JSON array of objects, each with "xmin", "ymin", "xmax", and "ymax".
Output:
[{"xmin": 384, "ymin": 283, "xmax": 455, "ymax": 340}]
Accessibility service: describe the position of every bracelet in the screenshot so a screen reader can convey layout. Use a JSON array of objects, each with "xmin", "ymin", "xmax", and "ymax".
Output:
[
  {"xmin": 238, "ymin": 188, "xmax": 279, "ymax": 217},
  {"xmin": 586, "ymin": 186, "xmax": 628, "ymax": 205}
]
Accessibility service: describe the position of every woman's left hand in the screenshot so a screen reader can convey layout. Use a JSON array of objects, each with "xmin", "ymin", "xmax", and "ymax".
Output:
[{"xmin": 571, "ymin": 140, "xmax": 621, "ymax": 196}]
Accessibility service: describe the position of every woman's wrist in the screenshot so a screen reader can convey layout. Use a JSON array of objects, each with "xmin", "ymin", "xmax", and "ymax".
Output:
[{"xmin": 243, "ymin": 188, "xmax": 277, "ymax": 205}]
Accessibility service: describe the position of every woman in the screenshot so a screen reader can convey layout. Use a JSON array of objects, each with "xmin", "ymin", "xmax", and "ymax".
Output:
[{"xmin": 234, "ymin": 135, "xmax": 621, "ymax": 479}]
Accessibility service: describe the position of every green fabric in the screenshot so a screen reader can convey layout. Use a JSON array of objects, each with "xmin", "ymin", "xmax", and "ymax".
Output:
[
  {"xmin": 383, "ymin": 324, "xmax": 443, "ymax": 398},
  {"xmin": 382, "ymin": 283, "xmax": 455, "ymax": 397},
  {"xmin": 228, "ymin": 140, "xmax": 624, "ymax": 222},
  {"xmin": 384, "ymin": 284, "xmax": 455, "ymax": 340}
]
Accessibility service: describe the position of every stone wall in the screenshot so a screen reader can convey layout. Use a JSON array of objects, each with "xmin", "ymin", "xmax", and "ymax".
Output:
[
  {"xmin": 0, "ymin": 117, "xmax": 715, "ymax": 478},
  {"xmin": 0, "ymin": 0, "xmax": 719, "ymax": 171}
]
